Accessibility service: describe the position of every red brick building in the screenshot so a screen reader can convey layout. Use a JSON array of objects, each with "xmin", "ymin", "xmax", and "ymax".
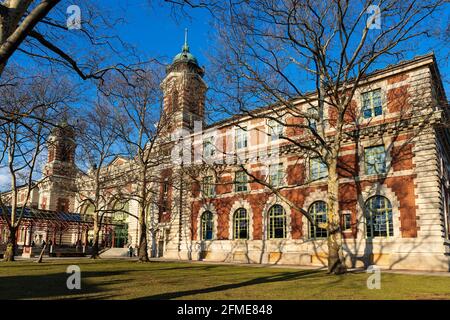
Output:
[{"xmin": 158, "ymin": 45, "xmax": 450, "ymax": 271}]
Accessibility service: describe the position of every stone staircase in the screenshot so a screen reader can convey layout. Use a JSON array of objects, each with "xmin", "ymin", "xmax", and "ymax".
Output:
[{"xmin": 99, "ymin": 247, "xmax": 130, "ymax": 258}]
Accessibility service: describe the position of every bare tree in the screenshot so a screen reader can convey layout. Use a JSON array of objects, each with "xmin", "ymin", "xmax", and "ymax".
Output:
[
  {"xmin": 0, "ymin": 71, "xmax": 75, "ymax": 261},
  {"xmin": 0, "ymin": 0, "xmax": 146, "ymax": 95},
  {"xmin": 209, "ymin": 0, "xmax": 448, "ymax": 274},
  {"xmin": 103, "ymin": 66, "xmax": 186, "ymax": 261},
  {"xmin": 75, "ymin": 101, "xmax": 127, "ymax": 259}
]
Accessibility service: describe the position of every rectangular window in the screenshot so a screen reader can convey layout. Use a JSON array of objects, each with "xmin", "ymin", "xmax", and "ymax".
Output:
[
  {"xmin": 310, "ymin": 158, "xmax": 328, "ymax": 180},
  {"xmin": 235, "ymin": 126, "xmax": 248, "ymax": 150},
  {"xmin": 202, "ymin": 176, "xmax": 215, "ymax": 197},
  {"xmin": 268, "ymin": 119, "xmax": 283, "ymax": 141},
  {"xmin": 342, "ymin": 213, "xmax": 352, "ymax": 231},
  {"xmin": 308, "ymin": 107, "xmax": 318, "ymax": 131},
  {"xmin": 203, "ymin": 136, "xmax": 215, "ymax": 159},
  {"xmin": 235, "ymin": 170, "xmax": 248, "ymax": 192},
  {"xmin": 362, "ymin": 89, "xmax": 382, "ymax": 119},
  {"xmin": 365, "ymin": 145, "xmax": 387, "ymax": 175},
  {"xmin": 269, "ymin": 163, "xmax": 284, "ymax": 187}
]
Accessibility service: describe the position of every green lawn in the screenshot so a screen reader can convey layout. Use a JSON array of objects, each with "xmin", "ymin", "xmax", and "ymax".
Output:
[{"xmin": 1, "ymin": 259, "xmax": 450, "ymax": 300}]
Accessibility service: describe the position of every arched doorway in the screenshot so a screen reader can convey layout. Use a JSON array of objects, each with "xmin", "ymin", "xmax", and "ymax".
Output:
[{"xmin": 112, "ymin": 200, "xmax": 129, "ymax": 248}]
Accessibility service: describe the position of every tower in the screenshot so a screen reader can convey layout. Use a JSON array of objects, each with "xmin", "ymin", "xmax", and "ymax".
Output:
[
  {"xmin": 156, "ymin": 31, "xmax": 208, "ymax": 259},
  {"xmin": 160, "ymin": 29, "xmax": 207, "ymax": 133},
  {"xmin": 39, "ymin": 121, "xmax": 77, "ymax": 212}
]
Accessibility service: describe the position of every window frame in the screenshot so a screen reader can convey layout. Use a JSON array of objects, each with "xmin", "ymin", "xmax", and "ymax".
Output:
[
  {"xmin": 268, "ymin": 204, "xmax": 287, "ymax": 239},
  {"xmin": 233, "ymin": 208, "xmax": 249, "ymax": 240},
  {"xmin": 267, "ymin": 119, "xmax": 284, "ymax": 141},
  {"xmin": 362, "ymin": 89, "xmax": 383, "ymax": 119},
  {"xmin": 202, "ymin": 175, "xmax": 215, "ymax": 198},
  {"xmin": 269, "ymin": 163, "xmax": 284, "ymax": 187},
  {"xmin": 342, "ymin": 212, "xmax": 352, "ymax": 231},
  {"xmin": 364, "ymin": 145, "xmax": 387, "ymax": 175},
  {"xmin": 203, "ymin": 136, "xmax": 215, "ymax": 159},
  {"xmin": 308, "ymin": 201, "xmax": 328, "ymax": 239},
  {"xmin": 201, "ymin": 211, "xmax": 214, "ymax": 240},
  {"xmin": 307, "ymin": 107, "xmax": 318, "ymax": 131},
  {"xmin": 234, "ymin": 170, "xmax": 248, "ymax": 193},
  {"xmin": 365, "ymin": 196, "xmax": 394, "ymax": 238},
  {"xmin": 235, "ymin": 126, "xmax": 248, "ymax": 150},
  {"xmin": 309, "ymin": 158, "xmax": 328, "ymax": 181}
]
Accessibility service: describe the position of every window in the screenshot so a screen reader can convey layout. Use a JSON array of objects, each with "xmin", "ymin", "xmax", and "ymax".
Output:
[
  {"xmin": 362, "ymin": 89, "xmax": 382, "ymax": 118},
  {"xmin": 268, "ymin": 204, "xmax": 286, "ymax": 239},
  {"xmin": 308, "ymin": 107, "xmax": 318, "ymax": 131},
  {"xmin": 365, "ymin": 145, "xmax": 386, "ymax": 175},
  {"xmin": 201, "ymin": 211, "xmax": 214, "ymax": 240},
  {"xmin": 235, "ymin": 170, "xmax": 248, "ymax": 192},
  {"xmin": 310, "ymin": 158, "xmax": 328, "ymax": 180},
  {"xmin": 113, "ymin": 200, "xmax": 129, "ymax": 222},
  {"xmin": 163, "ymin": 178, "xmax": 169, "ymax": 195},
  {"xmin": 268, "ymin": 119, "xmax": 283, "ymax": 141},
  {"xmin": 309, "ymin": 201, "xmax": 328, "ymax": 239},
  {"xmin": 269, "ymin": 163, "xmax": 284, "ymax": 187},
  {"xmin": 365, "ymin": 196, "xmax": 393, "ymax": 238},
  {"xmin": 235, "ymin": 126, "xmax": 248, "ymax": 150},
  {"xmin": 202, "ymin": 176, "xmax": 215, "ymax": 197},
  {"xmin": 234, "ymin": 208, "xmax": 249, "ymax": 239},
  {"xmin": 203, "ymin": 136, "xmax": 215, "ymax": 159},
  {"xmin": 342, "ymin": 213, "xmax": 352, "ymax": 231}
]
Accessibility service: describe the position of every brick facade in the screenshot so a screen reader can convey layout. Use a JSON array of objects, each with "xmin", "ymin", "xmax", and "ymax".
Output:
[{"xmin": 158, "ymin": 52, "xmax": 450, "ymax": 271}]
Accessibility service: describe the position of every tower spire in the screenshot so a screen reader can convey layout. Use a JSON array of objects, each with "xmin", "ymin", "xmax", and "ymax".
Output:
[{"xmin": 182, "ymin": 28, "xmax": 189, "ymax": 52}]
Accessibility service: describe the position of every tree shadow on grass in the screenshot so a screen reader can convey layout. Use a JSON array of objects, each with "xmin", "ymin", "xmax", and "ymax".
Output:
[
  {"xmin": 135, "ymin": 269, "xmax": 325, "ymax": 300},
  {"xmin": 0, "ymin": 270, "xmax": 131, "ymax": 300}
]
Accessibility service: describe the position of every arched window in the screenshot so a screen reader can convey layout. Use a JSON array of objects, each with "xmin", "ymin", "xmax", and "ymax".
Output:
[
  {"xmin": 365, "ymin": 196, "xmax": 393, "ymax": 238},
  {"xmin": 309, "ymin": 201, "xmax": 328, "ymax": 239},
  {"xmin": 234, "ymin": 208, "xmax": 249, "ymax": 239},
  {"xmin": 201, "ymin": 211, "xmax": 214, "ymax": 240},
  {"xmin": 112, "ymin": 200, "xmax": 129, "ymax": 222},
  {"xmin": 268, "ymin": 205, "xmax": 286, "ymax": 239}
]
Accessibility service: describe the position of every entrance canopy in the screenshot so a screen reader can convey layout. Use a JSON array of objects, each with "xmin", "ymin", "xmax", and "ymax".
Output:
[{"xmin": 0, "ymin": 206, "xmax": 120, "ymax": 231}]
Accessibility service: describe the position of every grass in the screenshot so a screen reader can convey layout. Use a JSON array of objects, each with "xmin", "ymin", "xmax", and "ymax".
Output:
[{"xmin": 1, "ymin": 259, "xmax": 450, "ymax": 300}]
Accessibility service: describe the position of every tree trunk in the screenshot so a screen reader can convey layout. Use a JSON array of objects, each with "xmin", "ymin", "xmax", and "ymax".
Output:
[
  {"xmin": 138, "ymin": 218, "xmax": 150, "ymax": 262},
  {"xmin": 90, "ymin": 226, "xmax": 100, "ymax": 259},
  {"xmin": 326, "ymin": 158, "xmax": 347, "ymax": 274},
  {"xmin": 3, "ymin": 225, "xmax": 17, "ymax": 262}
]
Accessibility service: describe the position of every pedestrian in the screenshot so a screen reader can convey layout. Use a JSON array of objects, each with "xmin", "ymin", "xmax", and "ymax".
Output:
[{"xmin": 128, "ymin": 244, "xmax": 133, "ymax": 258}]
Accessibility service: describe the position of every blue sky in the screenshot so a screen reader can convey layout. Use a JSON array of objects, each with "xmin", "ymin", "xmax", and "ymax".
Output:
[
  {"xmin": 112, "ymin": 1, "xmax": 449, "ymax": 95},
  {"xmin": 110, "ymin": 0, "xmax": 213, "ymax": 69}
]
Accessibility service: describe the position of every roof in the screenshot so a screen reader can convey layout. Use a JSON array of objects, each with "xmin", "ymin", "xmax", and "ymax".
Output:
[
  {"xmin": 0, "ymin": 207, "xmax": 88, "ymax": 223},
  {"xmin": 0, "ymin": 206, "xmax": 124, "ymax": 227},
  {"xmin": 172, "ymin": 29, "xmax": 199, "ymax": 66}
]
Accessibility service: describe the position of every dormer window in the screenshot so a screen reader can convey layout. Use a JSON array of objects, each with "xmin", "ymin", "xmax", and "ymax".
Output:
[{"xmin": 362, "ymin": 89, "xmax": 382, "ymax": 118}]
